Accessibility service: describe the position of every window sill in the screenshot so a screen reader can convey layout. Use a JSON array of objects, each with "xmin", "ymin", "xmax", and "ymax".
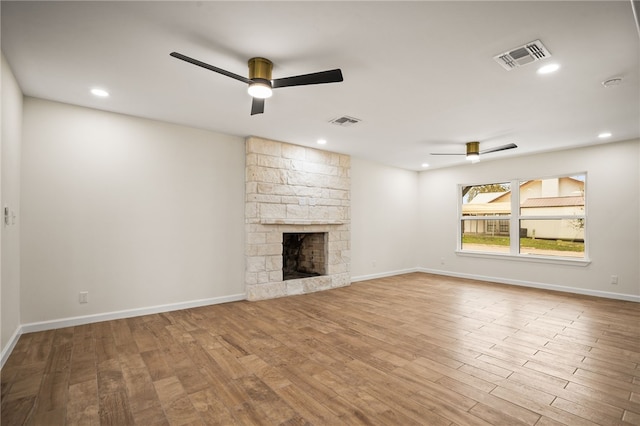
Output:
[{"xmin": 455, "ymin": 250, "xmax": 591, "ymax": 266}]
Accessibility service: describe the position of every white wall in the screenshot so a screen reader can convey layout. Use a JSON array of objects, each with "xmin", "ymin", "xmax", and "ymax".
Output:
[
  {"xmin": 1, "ymin": 54, "xmax": 23, "ymax": 358},
  {"xmin": 351, "ymin": 157, "xmax": 419, "ymax": 279},
  {"xmin": 21, "ymin": 98, "xmax": 246, "ymax": 324},
  {"xmin": 418, "ymin": 139, "xmax": 640, "ymax": 299}
]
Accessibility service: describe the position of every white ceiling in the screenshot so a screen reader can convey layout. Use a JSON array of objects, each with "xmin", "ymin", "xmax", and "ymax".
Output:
[{"xmin": 2, "ymin": 1, "xmax": 639, "ymax": 170}]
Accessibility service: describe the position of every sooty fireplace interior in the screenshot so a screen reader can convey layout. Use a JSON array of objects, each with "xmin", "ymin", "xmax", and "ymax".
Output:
[{"xmin": 282, "ymin": 232, "xmax": 327, "ymax": 281}]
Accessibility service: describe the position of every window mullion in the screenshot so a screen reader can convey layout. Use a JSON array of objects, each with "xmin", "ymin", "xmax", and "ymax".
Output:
[{"xmin": 510, "ymin": 179, "xmax": 520, "ymax": 255}]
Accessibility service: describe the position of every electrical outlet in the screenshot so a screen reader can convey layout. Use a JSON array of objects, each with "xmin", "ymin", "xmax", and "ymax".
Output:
[
  {"xmin": 440, "ymin": 257, "xmax": 445, "ymax": 265},
  {"xmin": 610, "ymin": 275, "xmax": 618, "ymax": 285},
  {"xmin": 371, "ymin": 260, "xmax": 377, "ymax": 267},
  {"xmin": 79, "ymin": 291, "xmax": 89, "ymax": 303}
]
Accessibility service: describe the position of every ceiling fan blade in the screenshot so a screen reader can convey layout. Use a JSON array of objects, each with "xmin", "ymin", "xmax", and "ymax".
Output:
[
  {"xmin": 430, "ymin": 152, "xmax": 465, "ymax": 156},
  {"xmin": 480, "ymin": 143, "xmax": 518, "ymax": 154},
  {"xmin": 251, "ymin": 98, "xmax": 265, "ymax": 115},
  {"xmin": 170, "ymin": 52, "xmax": 252, "ymax": 85},
  {"xmin": 272, "ymin": 69, "xmax": 343, "ymax": 88}
]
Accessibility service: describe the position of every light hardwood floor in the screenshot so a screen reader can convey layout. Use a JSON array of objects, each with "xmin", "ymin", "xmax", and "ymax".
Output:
[{"xmin": 2, "ymin": 273, "xmax": 639, "ymax": 425}]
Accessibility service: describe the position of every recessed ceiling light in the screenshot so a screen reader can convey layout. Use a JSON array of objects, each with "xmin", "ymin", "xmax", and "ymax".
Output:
[
  {"xmin": 90, "ymin": 88, "xmax": 109, "ymax": 97},
  {"xmin": 421, "ymin": 163, "xmax": 429, "ymax": 168},
  {"xmin": 317, "ymin": 139, "xmax": 327, "ymax": 145},
  {"xmin": 598, "ymin": 132, "xmax": 612, "ymax": 139},
  {"xmin": 537, "ymin": 63, "xmax": 560, "ymax": 74}
]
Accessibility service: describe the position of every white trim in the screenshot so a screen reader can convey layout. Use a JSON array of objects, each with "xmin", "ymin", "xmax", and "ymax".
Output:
[
  {"xmin": 351, "ymin": 268, "xmax": 420, "ymax": 283},
  {"xmin": 456, "ymin": 250, "xmax": 591, "ymax": 266},
  {"xmin": 510, "ymin": 179, "xmax": 520, "ymax": 254},
  {"xmin": 20, "ymin": 293, "xmax": 246, "ymax": 334},
  {"xmin": 418, "ymin": 268, "xmax": 640, "ymax": 302},
  {"xmin": 1, "ymin": 326, "xmax": 23, "ymax": 369}
]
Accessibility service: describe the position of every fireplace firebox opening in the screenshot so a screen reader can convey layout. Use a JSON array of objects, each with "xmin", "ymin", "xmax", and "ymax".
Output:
[{"xmin": 282, "ymin": 232, "xmax": 327, "ymax": 281}]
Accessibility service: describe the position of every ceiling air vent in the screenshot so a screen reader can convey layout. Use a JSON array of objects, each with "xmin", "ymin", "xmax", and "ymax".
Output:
[
  {"xmin": 329, "ymin": 115, "xmax": 361, "ymax": 126},
  {"xmin": 493, "ymin": 39, "xmax": 551, "ymax": 71}
]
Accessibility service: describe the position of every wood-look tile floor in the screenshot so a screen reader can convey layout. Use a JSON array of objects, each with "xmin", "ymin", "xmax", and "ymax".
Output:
[{"xmin": 2, "ymin": 273, "xmax": 640, "ymax": 425}]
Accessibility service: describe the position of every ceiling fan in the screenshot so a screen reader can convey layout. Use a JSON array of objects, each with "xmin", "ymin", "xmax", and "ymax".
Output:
[
  {"xmin": 430, "ymin": 141, "xmax": 517, "ymax": 162},
  {"xmin": 170, "ymin": 52, "xmax": 343, "ymax": 115}
]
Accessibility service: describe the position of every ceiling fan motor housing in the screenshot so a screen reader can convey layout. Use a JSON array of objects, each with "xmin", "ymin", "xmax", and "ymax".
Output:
[
  {"xmin": 248, "ymin": 57, "xmax": 273, "ymax": 84},
  {"xmin": 466, "ymin": 141, "xmax": 480, "ymax": 156}
]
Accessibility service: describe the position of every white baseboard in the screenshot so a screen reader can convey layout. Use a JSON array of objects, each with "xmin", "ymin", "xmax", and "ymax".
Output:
[
  {"xmin": 2, "ymin": 293, "xmax": 246, "ymax": 368},
  {"xmin": 20, "ymin": 293, "xmax": 246, "ymax": 335},
  {"xmin": 418, "ymin": 268, "xmax": 640, "ymax": 303},
  {"xmin": 351, "ymin": 267, "xmax": 420, "ymax": 283},
  {"xmin": 1, "ymin": 326, "xmax": 22, "ymax": 369}
]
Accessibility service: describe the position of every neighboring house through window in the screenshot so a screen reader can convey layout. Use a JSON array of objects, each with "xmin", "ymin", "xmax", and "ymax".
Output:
[{"xmin": 460, "ymin": 175, "xmax": 586, "ymax": 259}]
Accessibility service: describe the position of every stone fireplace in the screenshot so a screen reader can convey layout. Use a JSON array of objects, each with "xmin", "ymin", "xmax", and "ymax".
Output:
[{"xmin": 245, "ymin": 137, "xmax": 350, "ymax": 301}]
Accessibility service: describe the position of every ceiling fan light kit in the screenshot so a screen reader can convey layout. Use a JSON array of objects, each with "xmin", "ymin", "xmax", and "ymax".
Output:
[{"xmin": 247, "ymin": 80, "xmax": 272, "ymax": 99}]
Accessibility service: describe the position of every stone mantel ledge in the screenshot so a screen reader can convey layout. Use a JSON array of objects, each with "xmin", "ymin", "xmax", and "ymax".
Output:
[{"xmin": 259, "ymin": 219, "xmax": 345, "ymax": 225}]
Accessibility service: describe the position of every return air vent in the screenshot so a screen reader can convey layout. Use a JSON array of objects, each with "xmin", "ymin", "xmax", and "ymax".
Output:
[
  {"xmin": 329, "ymin": 115, "xmax": 361, "ymax": 126},
  {"xmin": 493, "ymin": 39, "xmax": 551, "ymax": 71}
]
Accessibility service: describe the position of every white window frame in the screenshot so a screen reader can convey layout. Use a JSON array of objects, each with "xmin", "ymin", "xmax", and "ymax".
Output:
[{"xmin": 457, "ymin": 173, "xmax": 590, "ymax": 266}]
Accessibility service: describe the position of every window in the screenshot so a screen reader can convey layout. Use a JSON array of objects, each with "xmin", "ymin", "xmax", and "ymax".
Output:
[
  {"xmin": 460, "ymin": 174, "xmax": 586, "ymax": 259},
  {"xmin": 461, "ymin": 182, "xmax": 511, "ymax": 254}
]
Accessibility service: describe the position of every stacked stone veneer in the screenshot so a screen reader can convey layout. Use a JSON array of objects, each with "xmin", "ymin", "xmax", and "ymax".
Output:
[{"xmin": 245, "ymin": 136, "xmax": 351, "ymax": 301}]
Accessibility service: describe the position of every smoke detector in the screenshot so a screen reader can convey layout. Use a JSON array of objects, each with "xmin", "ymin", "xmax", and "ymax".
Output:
[{"xmin": 493, "ymin": 40, "xmax": 552, "ymax": 71}]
